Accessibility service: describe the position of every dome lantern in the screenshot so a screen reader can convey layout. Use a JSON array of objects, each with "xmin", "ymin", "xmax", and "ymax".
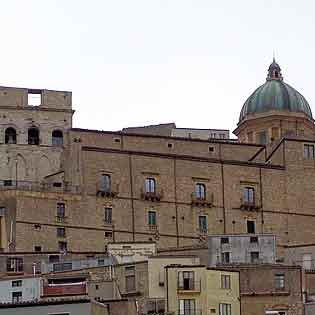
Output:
[{"xmin": 267, "ymin": 58, "xmax": 283, "ymax": 81}]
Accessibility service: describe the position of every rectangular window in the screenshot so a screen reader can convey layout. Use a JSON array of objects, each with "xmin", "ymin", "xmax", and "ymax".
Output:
[
  {"xmin": 57, "ymin": 227, "xmax": 66, "ymax": 238},
  {"xmin": 179, "ymin": 299, "xmax": 195, "ymax": 315},
  {"xmin": 148, "ymin": 211, "xmax": 157, "ymax": 226},
  {"xmin": 178, "ymin": 271, "xmax": 194, "ymax": 290},
  {"xmin": 250, "ymin": 251, "xmax": 260, "ymax": 263},
  {"xmin": 105, "ymin": 231, "xmax": 113, "ymax": 238},
  {"xmin": 221, "ymin": 275, "xmax": 231, "ymax": 289},
  {"xmin": 125, "ymin": 266, "xmax": 136, "ymax": 292},
  {"xmin": 243, "ymin": 187, "xmax": 255, "ymax": 204},
  {"xmin": 101, "ymin": 174, "xmax": 111, "ymax": 192},
  {"xmin": 145, "ymin": 178, "xmax": 156, "ymax": 193},
  {"xmin": 221, "ymin": 237, "xmax": 229, "ymax": 244},
  {"xmin": 275, "ymin": 273, "xmax": 285, "ymax": 289},
  {"xmin": 12, "ymin": 291, "xmax": 22, "ymax": 303},
  {"xmin": 304, "ymin": 144, "xmax": 315, "ymax": 159},
  {"xmin": 7, "ymin": 257, "xmax": 23, "ymax": 272},
  {"xmin": 104, "ymin": 207, "xmax": 112, "ymax": 224},
  {"xmin": 250, "ymin": 236, "xmax": 258, "ymax": 243},
  {"xmin": 56, "ymin": 202, "xmax": 65, "ymax": 217},
  {"xmin": 12, "ymin": 280, "xmax": 22, "ymax": 287},
  {"xmin": 198, "ymin": 215, "xmax": 208, "ymax": 233},
  {"xmin": 58, "ymin": 241, "xmax": 67, "ymax": 252},
  {"xmin": 219, "ymin": 303, "xmax": 231, "ymax": 315},
  {"xmin": 247, "ymin": 220, "xmax": 256, "ymax": 234},
  {"xmin": 53, "ymin": 262, "xmax": 72, "ymax": 272},
  {"xmin": 34, "ymin": 246, "xmax": 42, "ymax": 252},
  {"xmin": 195, "ymin": 183, "xmax": 206, "ymax": 199},
  {"xmin": 221, "ymin": 252, "xmax": 230, "ymax": 264}
]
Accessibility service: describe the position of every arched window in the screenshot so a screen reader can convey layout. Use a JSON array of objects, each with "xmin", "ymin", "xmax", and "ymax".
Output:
[
  {"xmin": 28, "ymin": 128, "xmax": 40, "ymax": 145},
  {"xmin": 52, "ymin": 130, "xmax": 63, "ymax": 146},
  {"xmin": 5, "ymin": 127, "xmax": 16, "ymax": 144}
]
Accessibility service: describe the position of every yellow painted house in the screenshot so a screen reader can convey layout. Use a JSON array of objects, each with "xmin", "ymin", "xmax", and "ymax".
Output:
[{"xmin": 165, "ymin": 265, "xmax": 240, "ymax": 315}]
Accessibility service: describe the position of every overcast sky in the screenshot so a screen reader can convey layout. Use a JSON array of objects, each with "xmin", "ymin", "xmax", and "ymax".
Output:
[{"xmin": 0, "ymin": 1, "xmax": 314, "ymax": 134}]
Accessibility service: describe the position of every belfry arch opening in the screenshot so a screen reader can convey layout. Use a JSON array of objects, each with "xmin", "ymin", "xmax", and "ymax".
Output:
[
  {"xmin": 52, "ymin": 130, "xmax": 63, "ymax": 146},
  {"xmin": 28, "ymin": 128, "xmax": 40, "ymax": 145},
  {"xmin": 5, "ymin": 127, "xmax": 17, "ymax": 144}
]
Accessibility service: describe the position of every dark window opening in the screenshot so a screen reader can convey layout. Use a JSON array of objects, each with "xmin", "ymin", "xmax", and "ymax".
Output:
[
  {"xmin": 7, "ymin": 257, "xmax": 23, "ymax": 272},
  {"xmin": 49, "ymin": 255, "xmax": 60, "ymax": 263},
  {"xmin": 12, "ymin": 291, "xmax": 22, "ymax": 303},
  {"xmin": 247, "ymin": 220, "xmax": 256, "ymax": 234},
  {"xmin": 57, "ymin": 227, "xmax": 66, "ymax": 238},
  {"xmin": 3, "ymin": 180, "xmax": 12, "ymax": 186},
  {"xmin": 275, "ymin": 273, "xmax": 285, "ymax": 289},
  {"xmin": 28, "ymin": 128, "xmax": 39, "ymax": 145},
  {"xmin": 56, "ymin": 203, "xmax": 65, "ymax": 218},
  {"xmin": 53, "ymin": 182, "xmax": 62, "ymax": 187},
  {"xmin": 167, "ymin": 143, "xmax": 173, "ymax": 148},
  {"xmin": 250, "ymin": 236, "xmax": 258, "ymax": 243},
  {"xmin": 209, "ymin": 146, "xmax": 214, "ymax": 152},
  {"xmin": 104, "ymin": 207, "xmax": 112, "ymax": 224},
  {"xmin": 58, "ymin": 241, "xmax": 67, "ymax": 252},
  {"xmin": 221, "ymin": 237, "xmax": 229, "ymax": 244},
  {"xmin": 105, "ymin": 231, "xmax": 113, "ymax": 238},
  {"xmin": 5, "ymin": 127, "xmax": 16, "ymax": 144},
  {"xmin": 12, "ymin": 280, "xmax": 22, "ymax": 287},
  {"xmin": 34, "ymin": 246, "xmax": 42, "ymax": 252},
  {"xmin": 52, "ymin": 130, "xmax": 63, "ymax": 146},
  {"xmin": 221, "ymin": 252, "xmax": 230, "ymax": 264},
  {"xmin": 148, "ymin": 211, "xmax": 157, "ymax": 226}
]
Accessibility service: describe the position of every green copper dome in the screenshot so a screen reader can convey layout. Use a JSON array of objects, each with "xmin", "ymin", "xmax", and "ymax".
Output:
[{"xmin": 239, "ymin": 60, "xmax": 312, "ymax": 122}]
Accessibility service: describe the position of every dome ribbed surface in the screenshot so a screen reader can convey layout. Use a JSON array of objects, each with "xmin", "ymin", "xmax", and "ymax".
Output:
[{"xmin": 239, "ymin": 63, "xmax": 312, "ymax": 122}]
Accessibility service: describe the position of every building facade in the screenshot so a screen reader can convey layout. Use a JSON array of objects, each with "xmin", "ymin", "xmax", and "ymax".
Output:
[
  {"xmin": 165, "ymin": 265, "xmax": 240, "ymax": 315},
  {"xmin": 208, "ymin": 234, "xmax": 276, "ymax": 266},
  {"xmin": 0, "ymin": 60, "xmax": 314, "ymax": 256}
]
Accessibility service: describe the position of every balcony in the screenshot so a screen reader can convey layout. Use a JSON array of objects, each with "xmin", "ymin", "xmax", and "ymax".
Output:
[
  {"xmin": 141, "ymin": 188, "xmax": 163, "ymax": 202},
  {"xmin": 240, "ymin": 198, "xmax": 260, "ymax": 211},
  {"xmin": 55, "ymin": 216, "xmax": 68, "ymax": 224},
  {"xmin": 191, "ymin": 192, "xmax": 213, "ymax": 207},
  {"xmin": 42, "ymin": 282, "xmax": 87, "ymax": 297},
  {"xmin": 96, "ymin": 184, "xmax": 119, "ymax": 198},
  {"xmin": 177, "ymin": 280, "xmax": 201, "ymax": 293},
  {"xmin": 148, "ymin": 224, "xmax": 158, "ymax": 231}
]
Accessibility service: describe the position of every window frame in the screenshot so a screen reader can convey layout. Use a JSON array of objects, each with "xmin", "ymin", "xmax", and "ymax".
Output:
[
  {"xmin": 27, "ymin": 127, "xmax": 40, "ymax": 145},
  {"xmin": 243, "ymin": 187, "xmax": 255, "ymax": 204},
  {"xmin": 104, "ymin": 207, "xmax": 113, "ymax": 224},
  {"xmin": 145, "ymin": 177, "xmax": 156, "ymax": 194},
  {"xmin": 52, "ymin": 130, "xmax": 64, "ymax": 146},
  {"xmin": 56, "ymin": 202, "xmax": 66, "ymax": 218},
  {"xmin": 304, "ymin": 144, "xmax": 315, "ymax": 159},
  {"xmin": 198, "ymin": 215, "xmax": 208, "ymax": 233},
  {"xmin": 219, "ymin": 303, "xmax": 231, "ymax": 315},
  {"xmin": 5, "ymin": 127, "xmax": 17, "ymax": 144},
  {"xmin": 221, "ymin": 274, "xmax": 231, "ymax": 289},
  {"xmin": 57, "ymin": 227, "xmax": 66, "ymax": 238},
  {"xmin": 148, "ymin": 210, "xmax": 157, "ymax": 226},
  {"xmin": 101, "ymin": 174, "xmax": 111, "ymax": 192},
  {"xmin": 12, "ymin": 291, "xmax": 22, "ymax": 303},
  {"xmin": 195, "ymin": 183, "xmax": 206, "ymax": 200},
  {"xmin": 247, "ymin": 220, "xmax": 256, "ymax": 234},
  {"xmin": 275, "ymin": 273, "xmax": 285, "ymax": 290},
  {"xmin": 125, "ymin": 265, "xmax": 136, "ymax": 292},
  {"xmin": 7, "ymin": 257, "xmax": 23, "ymax": 272}
]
